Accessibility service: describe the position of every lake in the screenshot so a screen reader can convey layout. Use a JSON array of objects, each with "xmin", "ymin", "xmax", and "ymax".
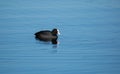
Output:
[{"xmin": 0, "ymin": 0, "xmax": 120, "ymax": 74}]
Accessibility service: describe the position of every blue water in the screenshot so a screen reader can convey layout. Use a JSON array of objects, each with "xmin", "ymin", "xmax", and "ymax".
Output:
[{"xmin": 0, "ymin": 0, "xmax": 120, "ymax": 74}]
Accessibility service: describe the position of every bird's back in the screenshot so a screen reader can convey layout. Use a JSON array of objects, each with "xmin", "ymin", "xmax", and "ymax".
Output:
[{"xmin": 35, "ymin": 30, "xmax": 57, "ymax": 41}]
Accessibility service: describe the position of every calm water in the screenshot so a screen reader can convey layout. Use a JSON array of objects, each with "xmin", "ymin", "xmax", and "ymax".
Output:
[{"xmin": 0, "ymin": 0, "xmax": 120, "ymax": 74}]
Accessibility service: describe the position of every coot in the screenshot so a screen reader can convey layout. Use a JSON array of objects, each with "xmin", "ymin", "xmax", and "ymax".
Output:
[{"xmin": 34, "ymin": 28, "xmax": 60, "ymax": 44}]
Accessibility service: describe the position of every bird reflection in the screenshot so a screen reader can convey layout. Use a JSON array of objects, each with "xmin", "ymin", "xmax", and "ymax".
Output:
[{"xmin": 35, "ymin": 37, "xmax": 59, "ymax": 45}]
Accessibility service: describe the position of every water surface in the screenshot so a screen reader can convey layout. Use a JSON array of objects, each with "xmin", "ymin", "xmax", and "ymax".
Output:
[{"xmin": 0, "ymin": 0, "xmax": 120, "ymax": 74}]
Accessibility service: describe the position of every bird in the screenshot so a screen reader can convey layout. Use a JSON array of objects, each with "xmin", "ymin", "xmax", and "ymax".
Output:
[{"xmin": 34, "ymin": 28, "xmax": 60, "ymax": 44}]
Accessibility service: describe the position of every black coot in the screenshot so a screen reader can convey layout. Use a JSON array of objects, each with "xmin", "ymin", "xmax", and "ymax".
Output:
[{"xmin": 34, "ymin": 28, "xmax": 59, "ymax": 44}]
